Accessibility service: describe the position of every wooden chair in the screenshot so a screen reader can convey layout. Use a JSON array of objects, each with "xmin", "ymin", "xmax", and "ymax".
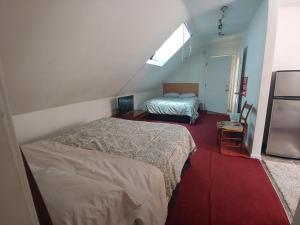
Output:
[{"xmin": 217, "ymin": 101, "xmax": 253, "ymax": 151}]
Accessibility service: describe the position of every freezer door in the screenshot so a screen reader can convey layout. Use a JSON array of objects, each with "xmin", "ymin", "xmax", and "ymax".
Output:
[
  {"xmin": 275, "ymin": 71, "xmax": 300, "ymax": 97},
  {"xmin": 266, "ymin": 99, "xmax": 300, "ymax": 158}
]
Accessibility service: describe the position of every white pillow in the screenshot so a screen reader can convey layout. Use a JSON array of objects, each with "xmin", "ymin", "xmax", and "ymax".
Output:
[
  {"xmin": 164, "ymin": 92, "xmax": 180, "ymax": 97},
  {"xmin": 34, "ymin": 168, "xmax": 141, "ymax": 225},
  {"xmin": 180, "ymin": 93, "xmax": 196, "ymax": 98}
]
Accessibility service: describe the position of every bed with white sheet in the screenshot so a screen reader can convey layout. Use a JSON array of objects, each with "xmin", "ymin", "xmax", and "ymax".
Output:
[
  {"xmin": 144, "ymin": 83, "xmax": 200, "ymax": 124},
  {"xmin": 144, "ymin": 95, "xmax": 200, "ymax": 123},
  {"xmin": 23, "ymin": 117, "xmax": 196, "ymax": 225}
]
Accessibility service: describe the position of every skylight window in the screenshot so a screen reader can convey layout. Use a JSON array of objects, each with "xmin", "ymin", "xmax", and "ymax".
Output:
[{"xmin": 147, "ymin": 23, "xmax": 191, "ymax": 67}]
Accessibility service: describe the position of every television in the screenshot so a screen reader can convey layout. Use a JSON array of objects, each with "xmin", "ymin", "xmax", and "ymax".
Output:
[{"xmin": 117, "ymin": 95, "xmax": 134, "ymax": 115}]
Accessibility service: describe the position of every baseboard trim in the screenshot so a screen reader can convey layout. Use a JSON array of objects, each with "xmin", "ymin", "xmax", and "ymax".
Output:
[
  {"xmin": 244, "ymin": 145, "xmax": 261, "ymax": 160},
  {"xmin": 251, "ymin": 153, "xmax": 262, "ymax": 160}
]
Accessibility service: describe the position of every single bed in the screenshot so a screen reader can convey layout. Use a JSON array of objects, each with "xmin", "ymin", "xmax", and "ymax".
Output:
[
  {"xmin": 22, "ymin": 117, "xmax": 196, "ymax": 225},
  {"xmin": 144, "ymin": 83, "xmax": 200, "ymax": 124}
]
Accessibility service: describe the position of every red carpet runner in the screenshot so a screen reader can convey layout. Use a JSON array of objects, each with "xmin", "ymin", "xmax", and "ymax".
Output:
[{"xmin": 146, "ymin": 112, "xmax": 290, "ymax": 225}]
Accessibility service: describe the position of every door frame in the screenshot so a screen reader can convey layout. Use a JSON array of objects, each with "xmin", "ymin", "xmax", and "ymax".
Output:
[
  {"xmin": 237, "ymin": 47, "xmax": 248, "ymax": 113},
  {"xmin": 0, "ymin": 61, "xmax": 39, "ymax": 225}
]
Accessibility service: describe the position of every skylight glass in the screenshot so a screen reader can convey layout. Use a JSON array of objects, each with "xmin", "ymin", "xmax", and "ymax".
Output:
[{"xmin": 147, "ymin": 23, "xmax": 191, "ymax": 67}]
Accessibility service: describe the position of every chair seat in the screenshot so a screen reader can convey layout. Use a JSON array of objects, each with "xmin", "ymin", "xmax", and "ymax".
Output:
[{"xmin": 217, "ymin": 121, "xmax": 244, "ymax": 132}]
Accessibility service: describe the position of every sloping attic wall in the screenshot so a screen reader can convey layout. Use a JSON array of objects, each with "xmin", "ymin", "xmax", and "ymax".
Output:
[
  {"xmin": 165, "ymin": 37, "xmax": 243, "ymax": 107},
  {"xmin": 0, "ymin": 0, "xmax": 190, "ymax": 115},
  {"xmin": 121, "ymin": 32, "xmax": 203, "ymax": 95},
  {"xmin": 165, "ymin": 48, "xmax": 207, "ymax": 104}
]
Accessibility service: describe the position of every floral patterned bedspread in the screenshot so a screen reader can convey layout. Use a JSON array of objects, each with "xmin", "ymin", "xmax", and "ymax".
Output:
[{"xmin": 49, "ymin": 117, "xmax": 196, "ymax": 200}]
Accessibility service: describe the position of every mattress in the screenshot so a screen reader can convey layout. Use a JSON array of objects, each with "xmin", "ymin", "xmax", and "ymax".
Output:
[
  {"xmin": 144, "ymin": 96, "xmax": 200, "ymax": 123},
  {"xmin": 22, "ymin": 140, "xmax": 168, "ymax": 225},
  {"xmin": 49, "ymin": 117, "xmax": 196, "ymax": 200}
]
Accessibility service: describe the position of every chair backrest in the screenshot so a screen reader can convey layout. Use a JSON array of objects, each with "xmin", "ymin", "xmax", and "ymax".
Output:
[{"xmin": 239, "ymin": 101, "xmax": 253, "ymax": 124}]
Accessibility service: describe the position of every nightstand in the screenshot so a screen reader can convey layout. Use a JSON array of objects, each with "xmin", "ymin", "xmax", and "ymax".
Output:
[{"xmin": 114, "ymin": 110, "xmax": 147, "ymax": 120}]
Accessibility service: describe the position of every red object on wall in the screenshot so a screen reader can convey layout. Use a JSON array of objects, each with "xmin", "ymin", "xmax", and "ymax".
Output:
[{"xmin": 242, "ymin": 76, "xmax": 248, "ymax": 97}]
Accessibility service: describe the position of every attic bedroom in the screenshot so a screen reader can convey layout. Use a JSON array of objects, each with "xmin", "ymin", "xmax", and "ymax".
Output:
[{"xmin": 0, "ymin": 0, "xmax": 300, "ymax": 225}]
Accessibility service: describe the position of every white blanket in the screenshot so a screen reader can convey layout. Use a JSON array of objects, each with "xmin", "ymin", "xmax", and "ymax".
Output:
[{"xmin": 22, "ymin": 141, "xmax": 168, "ymax": 225}]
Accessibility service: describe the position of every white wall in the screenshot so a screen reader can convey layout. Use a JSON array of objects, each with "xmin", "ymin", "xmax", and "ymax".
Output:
[
  {"xmin": 251, "ymin": 0, "xmax": 300, "ymax": 158},
  {"xmin": 166, "ymin": 37, "xmax": 242, "ymax": 110},
  {"xmin": 133, "ymin": 88, "xmax": 162, "ymax": 109},
  {"xmin": 0, "ymin": 60, "xmax": 39, "ymax": 225},
  {"xmin": 0, "ymin": 0, "xmax": 189, "ymax": 115},
  {"xmin": 13, "ymin": 89, "xmax": 160, "ymax": 144},
  {"xmin": 239, "ymin": 0, "xmax": 268, "ymax": 153},
  {"xmin": 273, "ymin": 6, "xmax": 300, "ymax": 71},
  {"xmin": 121, "ymin": 31, "xmax": 203, "ymax": 95},
  {"xmin": 165, "ymin": 49, "xmax": 207, "ymax": 105}
]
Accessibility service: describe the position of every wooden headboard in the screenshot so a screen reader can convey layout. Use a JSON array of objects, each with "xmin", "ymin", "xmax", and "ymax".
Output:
[{"xmin": 163, "ymin": 83, "xmax": 199, "ymax": 95}]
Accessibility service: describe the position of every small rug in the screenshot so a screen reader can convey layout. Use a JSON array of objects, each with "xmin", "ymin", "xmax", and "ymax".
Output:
[{"xmin": 263, "ymin": 157, "xmax": 300, "ymax": 220}]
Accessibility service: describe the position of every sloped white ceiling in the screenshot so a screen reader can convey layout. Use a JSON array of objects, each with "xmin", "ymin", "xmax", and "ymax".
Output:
[
  {"xmin": 0, "ymin": 0, "xmax": 263, "ymax": 115},
  {"xmin": 122, "ymin": 0, "xmax": 263, "ymax": 94},
  {"xmin": 120, "ymin": 33, "xmax": 203, "ymax": 94},
  {"xmin": 189, "ymin": 0, "xmax": 262, "ymax": 44},
  {"xmin": 0, "ymin": 0, "xmax": 189, "ymax": 114}
]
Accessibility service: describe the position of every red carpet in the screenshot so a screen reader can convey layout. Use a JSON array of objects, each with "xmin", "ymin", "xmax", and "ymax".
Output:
[
  {"xmin": 220, "ymin": 146, "xmax": 250, "ymax": 158},
  {"xmin": 145, "ymin": 112, "xmax": 290, "ymax": 225}
]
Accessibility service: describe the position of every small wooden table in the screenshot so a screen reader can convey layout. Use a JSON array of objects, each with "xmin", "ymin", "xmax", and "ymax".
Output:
[{"xmin": 114, "ymin": 110, "xmax": 147, "ymax": 120}]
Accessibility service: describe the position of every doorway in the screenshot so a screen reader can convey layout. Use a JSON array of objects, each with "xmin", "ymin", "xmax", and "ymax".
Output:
[{"xmin": 205, "ymin": 55, "xmax": 232, "ymax": 114}]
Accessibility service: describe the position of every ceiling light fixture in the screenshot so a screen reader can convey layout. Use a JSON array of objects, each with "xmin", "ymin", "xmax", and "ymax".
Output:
[{"xmin": 218, "ymin": 5, "xmax": 228, "ymax": 37}]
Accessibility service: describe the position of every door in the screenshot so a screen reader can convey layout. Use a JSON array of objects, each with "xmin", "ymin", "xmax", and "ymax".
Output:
[
  {"xmin": 266, "ymin": 99, "xmax": 300, "ymax": 158},
  {"xmin": 205, "ymin": 56, "xmax": 232, "ymax": 113}
]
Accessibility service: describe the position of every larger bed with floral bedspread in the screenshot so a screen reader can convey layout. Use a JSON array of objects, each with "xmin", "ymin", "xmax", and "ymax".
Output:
[
  {"xmin": 49, "ymin": 117, "xmax": 196, "ymax": 200},
  {"xmin": 23, "ymin": 117, "xmax": 196, "ymax": 225}
]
